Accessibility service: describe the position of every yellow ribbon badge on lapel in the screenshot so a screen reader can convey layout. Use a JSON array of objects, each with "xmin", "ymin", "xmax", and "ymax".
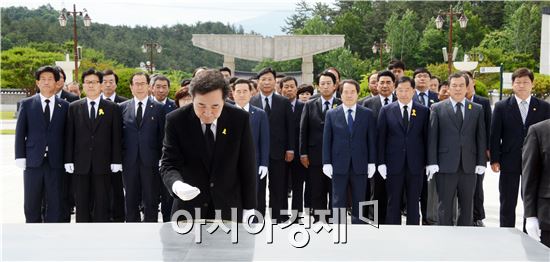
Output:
[
  {"xmin": 468, "ymin": 104, "xmax": 472, "ymax": 110},
  {"xmin": 411, "ymin": 109, "xmax": 417, "ymax": 117},
  {"xmin": 222, "ymin": 128, "xmax": 227, "ymax": 135},
  {"xmin": 98, "ymin": 108, "xmax": 105, "ymax": 116}
]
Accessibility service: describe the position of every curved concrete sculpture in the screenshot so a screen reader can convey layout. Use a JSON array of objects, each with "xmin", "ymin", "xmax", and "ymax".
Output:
[{"xmin": 192, "ymin": 34, "xmax": 345, "ymax": 84}]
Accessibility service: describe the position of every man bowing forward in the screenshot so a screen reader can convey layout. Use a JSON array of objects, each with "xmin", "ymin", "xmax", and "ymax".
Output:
[{"xmin": 160, "ymin": 69, "xmax": 256, "ymax": 222}]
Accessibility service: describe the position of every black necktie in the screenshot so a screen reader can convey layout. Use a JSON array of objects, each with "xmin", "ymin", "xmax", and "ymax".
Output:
[
  {"xmin": 347, "ymin": 109, "xmax": 354, "ymax": 133},
  {"xmin": 264, "ymin": 97, "xmax": 271, "ymax": 116},
  {"xmin": 384, "ymin": 97, "xmax": 389, "ymax": 106},
  {"xmin": 106, "ymin": 97, "xmax": 112, "ymax": 101},
  {"xmin": 204, "ymin": 123, "xmax": 215, "ymax": 164},
  {"xmin": 403, "ymin": 105, "xmax": 409, "ymax": 129},
  {"xmin": 456, "ymin": 102, "xmax": 463, "ymax": 129},
  {"xmin": 419, "ymin": 93, "xmax": 427, "ymax": 106},
  {"xmin": 136, "ymin": 101, "xmax": 143, "ymax": 126},
  {"xmin": 44, "ymin": 99, "xmax": 50, "ymax": 127},
  {"xmin": 324, "ymin": 101, "xmax": 330, "ymax": 114},
  {"xmin": 90, "ymin": 101, "xmax": 96, "ymax": 122}
]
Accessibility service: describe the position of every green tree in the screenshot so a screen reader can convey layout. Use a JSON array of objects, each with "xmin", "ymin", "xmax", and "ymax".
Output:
[
  {"xmin": 384, "ymin": 9, "xmax": 420, "ymax": 66},
  {"xmin": 1, "ymin": 47, "xmax": 63, "ymax": 95}
]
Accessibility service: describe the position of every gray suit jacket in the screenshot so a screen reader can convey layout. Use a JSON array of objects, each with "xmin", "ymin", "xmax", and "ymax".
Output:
[{"xmin": 428, "ymin": 99, "xmax": 486, "ymax": 174}]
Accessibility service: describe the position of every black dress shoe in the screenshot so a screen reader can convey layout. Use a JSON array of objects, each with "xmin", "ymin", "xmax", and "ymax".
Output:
[{"xmin": 473, "ymin": 220, "xmax": 485, "ymax": 227}]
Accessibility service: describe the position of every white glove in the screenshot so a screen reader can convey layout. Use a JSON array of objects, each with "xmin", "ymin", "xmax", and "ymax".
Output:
[
  {"xmin": 475, "ymin": 165, "xmax": 486, "ymax": 175},
  {"xmin": 158, "ymin": 160, "xmax": 162, "ymax": 167},
  {"xmin": 242, "ymin": 209, "xmax": 255, "ymax": 224},
  {"xmin": 15, "ymin": 158, "xmax": 26, "ymax": 170},
  {"xmin": 368, "ymin": 163, "xmax": 376, "ymax": 179},
  {"xmin": 172, "ymin": 181, "xmax": 200, "ymax": 201},
  {"xmin": 426, "ymin": 165, "xmax": 439, "ymax": 181},
  {"xmin": 322, "ymin": 164, "xmax": 333, "ymax": 179},
  {"xmin": 258, "ymin": 166, "xmax": 268, "ymax": 180},
  {"xmin": 64, "ymin": 163, "xmax": 74, "ymax": 174},
  {"xmin": 525, "ymin": 217, "xmax": 541, "ymax": 242},
  {"xmin": 377, "ymin": 164, "xmax": 387, "ymax": 180},
  {"xmin": 110, "ymin": 164, "xmax": 123, "ymax": 173}
]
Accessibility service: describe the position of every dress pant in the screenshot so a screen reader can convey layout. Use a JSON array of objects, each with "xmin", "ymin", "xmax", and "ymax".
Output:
[
  {"xmin": 420, "ymin": 176, "xmax": 428, "ymax": 223},
  {"xmin": 123, "ymin": 159, "xmax": 159, "ymax": 222},
  {"xmin": 426, "ymin": 179, "xmax": 439, "ymax": 224},
  {"xmin": 268, "ymin": 158, "xmax": 288, "ymax": 222},
  {"xmin": 309, "ymin": 164, "xmax": 332, "ymax": 222},
  {"xmin": 289, "ymin": 160, "xmax": 308, "ymax": 214},
  {"xmin": 542, "ymin": 230, "xmax": 550, "ymax": 248},
  {"xmin": 435, "ymin": 168, "xmax": 477, "ymax": 226},
  {"xmin": 159, "ymin": 173, "xmax": 173, "ymax": 222},
  {"xmin": 499, "ymin": 172, "xmax": 521, "ymax": 227},
  {"xmin": 473, "ymin": 173, "xmax": 486, "ymax": 221},
  {"xmin": 73, "ymin": 172, "xmax": 111, "ymax": 222},
  {"xmin": 257, "ymin": 172, "xmax": 267, "ymax": 218},
  {"xmin": 109, "ymin": 171, "xmax": 125, "ymax": 222},
  {"xmin": 370, "ymin": 172, "xmax": 387, "ymax": 224},
  {"xmin": 61, "ymin": 170, "xmax": 74, "ymax": 222},
  {"xmin": 386, "ymin": 169, "xmax": 423, "ymax": 225},
  {"xmin": 332, "ymin": 169, "xmax": 367, "ymax": 224},
  {"xmin": 24, "ymin": 159, "xmax": 64, "ymax": 223}
]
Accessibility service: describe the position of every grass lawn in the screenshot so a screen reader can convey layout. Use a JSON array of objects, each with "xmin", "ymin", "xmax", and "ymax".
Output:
[
  {"xmin": 0, "ymin": 111, "xmax": 15, "ymax": 120},
  {"xmin": 0, "ymin": 129, "xmax": 15, "ymax": 135}
]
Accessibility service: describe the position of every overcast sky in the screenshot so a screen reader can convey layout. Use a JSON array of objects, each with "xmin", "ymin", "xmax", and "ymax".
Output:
[{"xmin": 1, "ymin": 0, "xmax": 336, "ymax": 36}]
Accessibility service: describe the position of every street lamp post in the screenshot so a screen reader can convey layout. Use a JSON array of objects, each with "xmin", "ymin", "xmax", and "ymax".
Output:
[
  {"xmin": 58, "ymin": 4, "xmax": 91, "ymax": 82},
  {"xmin": 142, "ymin": 42, "xmax": 162, "ymax": 74},
  {"xmin": 435, "ymin": 4, "xmax": 468, "ymax": 75},
  {"xmin": 372, "ymin": 39, "xmax": 391, "ymax": 69}
]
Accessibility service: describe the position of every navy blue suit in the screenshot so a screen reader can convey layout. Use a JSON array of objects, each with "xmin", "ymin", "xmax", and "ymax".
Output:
[
  {"xmin": 377, "ymin": 101, "xmax": 429, "ymax": 224},
  {"xmin": 490, "ymin": 95, "xmax": 550, "ymax": 227},
  {"xmin": 157, "ymin": 98, "xmax": 177, "ymax": 222},
  {"xmin": 323, "ymin": 105, "xmax": 376, "ymax": 223},
  {"xmin": 120, "ymin": 97, "xmax": 166, "ymax": 222},
  {"xmin": 288, "ymin": 100, "xmax": 308, "ymax": 214},
  {"xmin": 15, "ymin": 94, "xmax": 68, "ymax": 222},
  {"xmin": 245, "ymin": 104, "xmax": 270, "ymax": 217}
]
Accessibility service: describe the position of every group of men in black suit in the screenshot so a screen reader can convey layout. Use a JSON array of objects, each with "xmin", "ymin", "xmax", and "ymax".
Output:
[{"xmin": 16, "ymin": 66, "xmax": 178, "ymax": 223}]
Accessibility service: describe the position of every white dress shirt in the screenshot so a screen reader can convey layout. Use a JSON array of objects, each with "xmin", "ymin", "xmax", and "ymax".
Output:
[
  {"xmin": 342, "ymin": 104, "xmax": 357, "ymax": 124},
  {"xmin": 321, "ymin": 96, "xmax": 335, "ymax": 110},
  {"xmin": 398, "ymin": 100, "xmax": 413, "ymax": 119},
  {"xmin": 86, "ymin": 97, "xmax": 101, "ymax": 117},
  {"xmin": 241, "ymin": 103, "xmax": 250, "ymax": 112},
  {"xmin": 514, "ymin": 94, "xmax": 532, "ymax": 109},
  {"xmin": 450, "ymin": 97, "xmax": 466, "ymax": 119},
  {"xmin": 39, "ymin": 93, "xmax": 55, "ymax": 121},
  {"xmin": 379, "ymin": 95, "xmax": 392, "ymax": 106},
  {"xmin": 416, "ymin": 90, "xmax": 429, "ymax": 106},
  {"xmin": 134, "ymin": 97, "xmax": 148, "ymax": 118},
  {"xmin": 260, "ymin": 92, "xmax": 273, "ymax": 109},
  {"xmin": 153, "ymin": 96, "xmax": 167, "ymax": 105},
  {"xmin": 201, "ymin": 119, "xmax": 218, "ymax": 141},
  {"xmin": 101, "ymin": 92, "xmax": 117, "ymax": 101}
]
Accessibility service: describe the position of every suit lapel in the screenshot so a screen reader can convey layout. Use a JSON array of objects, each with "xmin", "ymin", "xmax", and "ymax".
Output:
[
  {"xmin": 49, "ymin": 96, "xmax": 63, "ymax": 130},
  {"xmin": 315, "ymin": 97, "xmax": 325, "ymax": 120},
  {"xmin": 507, "ymin": 96, "xmax": 524, "ymax": 126},
  {"xmin": 141, "ymin": 98, "xmax": 153, "ymax": 128},
  {"xmin": 525, "ymin": 98, "xmax": 539, "ymax": 126},
  {"xmin": 444, "ymin": 100, "xmax": 460, "ymax": 130},
  {"xmin": 351, "ymin": 106, "xmax": 361, "ymax": 137},
  {"xmin": 190, "ymin": 110, "xmax": 211, "ymax": 172},
  {"xmin": 391, "ymin": 104, "xmax": 405, "ymax": 131},
  {"xmin": 128, "ymin": 99, "xmax": 137, "ymax": 128},
  {"xmin": 408, "ymin": 103, "xmax": 418, "ymax": 133},
  {"xmin": 92, "ymin": 99, "xmax": 105, "ymax": 132},
  {"xmin": 80, "ymin": 100, "xmax": 92, "ymax": 131},
  {"xmin": 211, "ymin": 109, "xmax": 228, "ymax": 176},
  {"xmin": 461, "ymin": 100, "xmax": 471, "ymax": 133},
  {"xmin": 32, "ymin": 95, "xmax": 47, "ymax": 129}
]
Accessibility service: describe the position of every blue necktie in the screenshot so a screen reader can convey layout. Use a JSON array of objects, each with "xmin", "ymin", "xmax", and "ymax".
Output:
[{"xmin": 347, "ymin": 109, "xmax": 354, "ymax": 133}]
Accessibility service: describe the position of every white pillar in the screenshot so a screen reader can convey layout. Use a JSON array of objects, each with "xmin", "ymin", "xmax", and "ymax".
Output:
[
  {"xmin": 540, "ymin": 8, "xmax": 550, "ymax": 75},
  {"xmin": 55, "ymin": 53, "xmax": 79, "ymax": 83},
  {"xmin": 301, "ymin": 55, "xmax": 314, "ymax": 85},
  {"xmin": 223, "ymin": 55, "xmax": 235, "ymax": 75}
]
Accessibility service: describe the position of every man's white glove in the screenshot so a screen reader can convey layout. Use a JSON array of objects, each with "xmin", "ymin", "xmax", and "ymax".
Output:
[
  {"xmin": 64, "ymin": 163, "xmax": 74, "ymax": 174},
  {"xmin": 110, "ymin": 164, "xmax": 123, "ymax": 173},
  {"xmin": 475, "ymin": 165, "xmax": 486, "ymax": 175},
  {"xmin": 322, "ymin": 164, "xmax": 333, "ymax": 179},
  {"xmin": 377, "ymin": 164, "xmax": 387, "ymax": 180},
  {"xmin": 258, "ymin": 166, "xmax": 268, "ymax": 180},
  {"xmin": 242, "ymin": 209, "xmax": 256, "ymax": 224},
  {"xmin": 172, "ymin": 181, "xmax": 200, "ymax": 201},
  {"xmin": 368, "ymin": 163, "xmax": 376, "ymax": 179},
  {"xmin": 15, "ymin": 158, "xmax": 26, "ymax": 170},
  {"xmin": 158, "ymin": 160, "xmax": 162, "ymax": 167},
  {"xmin": 525, "ymin": 217, "xmax": 541, "ymax": 242},
  {"xmin": 426, "ymin": 165, "xmax": 439, "ymax": 181}
]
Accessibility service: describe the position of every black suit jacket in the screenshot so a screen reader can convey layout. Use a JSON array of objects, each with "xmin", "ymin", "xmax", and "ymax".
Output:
[
  {"xmin": 60, "ymin": 90, "xmax": 79, "ymax": 103},
  {"xmin": 472, "ymin": 95, "xmax": 492, "ymax": 149},
  {"xmin": 299, "ymin": 96, "xmax": 342, "ymax": 166},
  {"xmin": 522, "ymin": 119, "xmax": 550, "ymax": 230},
  {"xmin": 65, "ymin": 98, "xmax": 122, "ymax": 174},
  {"xmin": 490, "ymin": 96, "xmax": 550, "ymax": 173},
  {"xmin": 114, "ymin": 94, "xmax": 128, "ymax": 103},
  {"xmin": 250, "ymin": 93, "xmax": 295, "ymax": 160},
  {"xmin": 291, "ymin": 99, "xmax": 304, "ymax": 159},
  {"xmin": 362, "ymin": 94, "xmax": 397, "ymax": 121},
  {"xmin": 160, "ymin": 103, "xmax": 257, "ymax": 221}
]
